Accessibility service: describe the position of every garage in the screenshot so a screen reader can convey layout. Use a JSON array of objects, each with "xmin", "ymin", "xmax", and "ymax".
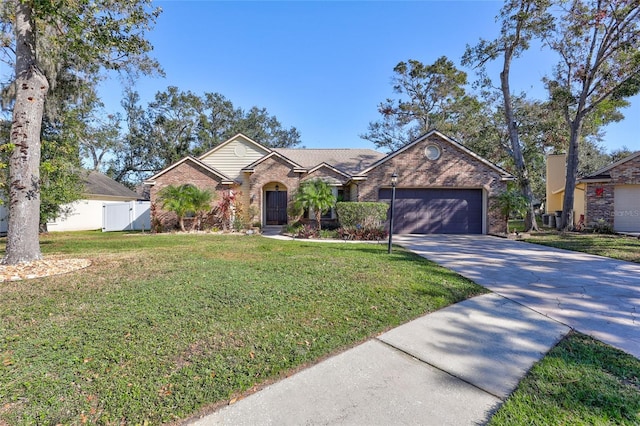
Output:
[
  {"xmin": 379, "ymin": 188, "xmax": 483, "ymax": 234},
  {"xmin": 614, "ymin": 185, "xmax": 640, "ymax": 232}
]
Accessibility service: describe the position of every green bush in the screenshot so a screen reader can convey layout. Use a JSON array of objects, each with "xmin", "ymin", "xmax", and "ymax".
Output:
[
  {"xmin": 592, "ymin": 218, "xmax": 614, "ymax": 234},
  {"xmin": 336, "ymin": 202, "xmax": 389, "ymax": 229}
]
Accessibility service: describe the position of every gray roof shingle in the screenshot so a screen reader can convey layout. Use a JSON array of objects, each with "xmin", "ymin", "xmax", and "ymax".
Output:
[
  {"xmin": 272, "ymin": 148, "xmax": 385, "ymax": 175},
  {"xmin": 83, "ymin": 171, "xmax": 139, "ymax": 199}
]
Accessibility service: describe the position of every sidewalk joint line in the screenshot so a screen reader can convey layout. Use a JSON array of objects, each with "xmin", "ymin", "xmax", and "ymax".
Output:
[{"xmin": 373, "ymin": 337, "xmax": 507, "ymax": 401}]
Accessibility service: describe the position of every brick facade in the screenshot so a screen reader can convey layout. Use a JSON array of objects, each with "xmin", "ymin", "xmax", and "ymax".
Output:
[
  {"xmin": 248, "ymin": 156, "xmax": 304, "ymax": 224},
  {"xmin": 147, "ymin": 132, "xmax": 512, "ymax": 234},
  {"xmin": 585, "ymin": 183, "xmax": 615, "ymax": 226},
  {"xmin": 357, "ymin": 134, "xmax": 508, "ymax": 234},
  {"xmin": 150, "ymin": 160, "xmax": 229, "ymax": 230},
  {"xmin": 304, "ymin": 166, "xmax": 350, "ymax": 186},
  {"xmin": 584, "ymin": 154, "xmax": 640, "ymax": 228}
]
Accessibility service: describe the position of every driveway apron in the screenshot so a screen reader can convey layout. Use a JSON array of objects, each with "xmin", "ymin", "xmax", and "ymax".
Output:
[{"xmin": 394, "ymin": 234, "xmax": 640, "ymax": 358}]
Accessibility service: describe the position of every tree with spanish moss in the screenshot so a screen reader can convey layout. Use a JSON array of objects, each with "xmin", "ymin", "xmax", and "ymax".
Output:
[
  {"xmin": 361, "ymin": 56, "xmax": 479, "ymax": 152},
  {"xmin": 0, "ymin": 0, "xmax": 161, "ymax": 264}
]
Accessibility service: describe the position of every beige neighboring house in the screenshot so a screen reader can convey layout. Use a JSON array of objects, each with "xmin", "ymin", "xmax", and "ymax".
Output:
[
  {"xmin": 546, "ymin": 151, "xmax": 640, "ymax": 233},
  {"xmin": 545, "ymin": 154, "xmax": 586, "ymax": 227},
  {"xmin": 145, "ymin": 131, "xmax": 514, "ymax": 234}
]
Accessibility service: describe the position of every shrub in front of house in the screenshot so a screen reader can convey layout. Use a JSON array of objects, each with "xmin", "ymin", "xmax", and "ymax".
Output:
[
  {"xmin": 335, "ymin": 202, "xmax": 389, "ymax": 240},
  {"xmin": 295, "ymin": 224, "xmax": 320, "ymax": 239},
  {"xmin": 336, "ymin": 202, "xmax": 388, "ymax": 228},
  {"xmin": 592, "ymin": 218, "xmax": 614, "ymax": 234},
  {"xmin": 336, "ymin": 226, "xmax": 388, "ymax": 241}
]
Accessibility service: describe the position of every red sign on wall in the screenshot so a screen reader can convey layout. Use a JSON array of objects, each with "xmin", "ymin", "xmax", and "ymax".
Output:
[{"xmin": 595, "ymin": 187, "xmax": 604, "ymax": 197}]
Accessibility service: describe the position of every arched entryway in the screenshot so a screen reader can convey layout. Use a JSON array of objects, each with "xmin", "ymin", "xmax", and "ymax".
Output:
[{"xmin": 264, "ymin": 183, "xmax": 288, "ymax": 225}]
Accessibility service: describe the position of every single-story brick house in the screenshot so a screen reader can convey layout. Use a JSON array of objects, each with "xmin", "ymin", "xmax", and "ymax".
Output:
[
  {"xmin": 579, "ymin": 151, "xmax": 640, "ymax": 232},
  {"xmin": 144, "ymin": 130, "xmax": 514, "ymax": 234}
]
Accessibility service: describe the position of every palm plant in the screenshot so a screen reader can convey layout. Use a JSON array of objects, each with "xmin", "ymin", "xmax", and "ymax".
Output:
[
  {"xmin": 186, "ymin": 186, "xmax": 214, "ymax": 231},
  {"xmin": 158, "ymin": 184, "xmax": 213, "ymax": 231},
  {"xmin": 496, "ymin": 188, "xmax": 528, "ymax": 233},
  {"xmin": 292, "ymin": 179, "xmax": 336, "ymax": 231}
]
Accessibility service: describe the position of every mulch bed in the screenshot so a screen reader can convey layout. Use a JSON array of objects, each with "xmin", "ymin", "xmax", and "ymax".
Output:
[{"xmin": 0, "ymin": 258, "xmax": 91, "ymax": 282}]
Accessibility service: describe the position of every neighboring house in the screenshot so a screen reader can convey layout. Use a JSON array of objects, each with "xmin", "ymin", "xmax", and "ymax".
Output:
[
  {"xmin": 545, "ymin": 154, "xmax": 586, "ymax": 227},
  {"xmin": 0, "ymin": 171, "xmax": 141, "ymax": 233},
  {"xmin": 144, "ymin": 131, "xmax": 514, "ymax": 234},
  {"xmin": 545, "ymin": 151, "xmax": 640, "ymax": 233},
  {"xmin": 579, "ymin": 151, "xmax": 640, "ymax": 232},
  {"xmin": 45, "ymin": 171, "xmax": 141, "ymax": 232}
]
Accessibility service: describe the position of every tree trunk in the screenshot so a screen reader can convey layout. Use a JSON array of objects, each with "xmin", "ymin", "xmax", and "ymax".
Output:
[
  {"xmin": 561, "ymin": 120, "xmax": 582, "ymax": 230},
  {"xmin": 500, "ymin": 49, "xmax": 539, "ymax": 232},
  {"xmin": 2, "ymin": 1, "xmax": 49, "ymax": 265}
]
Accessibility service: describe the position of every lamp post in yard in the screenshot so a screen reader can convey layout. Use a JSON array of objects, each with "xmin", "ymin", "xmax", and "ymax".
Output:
[{"xmin": 387, "ymin": 172, "xmax": 398, "ymax": 254}]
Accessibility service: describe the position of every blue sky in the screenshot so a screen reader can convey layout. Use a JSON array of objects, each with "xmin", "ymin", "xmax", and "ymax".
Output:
[{"xmin": 97, "ymin": 0, "xmax": 636, "ymax": 153}]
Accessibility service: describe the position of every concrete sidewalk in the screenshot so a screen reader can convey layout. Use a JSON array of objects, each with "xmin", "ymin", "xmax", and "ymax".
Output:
[
  {"xmin": 394, "ymin": 234, "xmax": 640, "ymax": 358},
  {"xmin": 189, "ymin": 294, "xmax": 569, "ymax": 425},
  {"xmin": 187, "ymin": 233, "xmax": 639, "ymax": 425}
]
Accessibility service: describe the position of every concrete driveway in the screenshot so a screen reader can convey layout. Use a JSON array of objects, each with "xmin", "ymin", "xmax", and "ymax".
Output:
[{"xmin": 394, "ymin": 234, "xmax": 640, "ymax": 358}]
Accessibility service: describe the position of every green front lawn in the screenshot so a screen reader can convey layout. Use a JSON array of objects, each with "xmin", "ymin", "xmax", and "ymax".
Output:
[
  {"xmin": 490, "ymin": 332, "xmax": 640, "ymax": 425},
  {"xmin": 0, "ymin": 232, "xmax": 484, "ymax": 424},
  {"xmin": 523, "ymin": 231, "xmax": 640, "ymax": 264}
]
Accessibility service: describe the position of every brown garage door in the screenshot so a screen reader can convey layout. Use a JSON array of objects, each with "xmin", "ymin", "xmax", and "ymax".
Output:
[{"xmin": 379, "ymin": 188, "xmax": 483, "ymax": 234}]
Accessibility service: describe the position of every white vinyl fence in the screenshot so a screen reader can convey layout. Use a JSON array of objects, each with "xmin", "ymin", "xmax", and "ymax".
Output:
[{"xmin": 102, "ymin": 201, "xmax": 150, "ymax": 232}]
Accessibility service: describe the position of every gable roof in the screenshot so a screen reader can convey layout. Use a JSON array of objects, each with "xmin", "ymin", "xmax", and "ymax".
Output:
[
  {"xmin": 273, "ymin": 148, "xmax": 385, "ymax": 175},
  {"xmin": 143, "ymin": 156, "xmax": 235, "ymax": 185},
  {"xmin": 579, "ymin": 150, "xmax": 640, "ymax": 182},
  {"xmin": 241, "ymin": 150, "xmax": 306, "ymax": 173},
  {"xmin": 198, "ymin": 133, "xmax": 271, "ymax": 160},
  {"xmin": 306, "ymin": 162, "xmax": 352, "ymax": 179},
  {"xmin": 357, "ymin": 130, "xmax": 514, "ymax": 180},
  {"xmin": 83, "ymin": 171, "xmax": 139, "ymax": 199}
]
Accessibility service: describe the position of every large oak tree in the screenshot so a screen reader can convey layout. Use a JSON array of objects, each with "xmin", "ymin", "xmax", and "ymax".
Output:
[
  {"xmin": 546, "ymin": 0, "xmax": 640, "ymax": 230},
  {"xmin": 1, "ymin": 0, "xmax": 161, "ymax": 264},
  {"xmin": 463, "ymin": 0, "xmax": 554, "ymax": 231}
]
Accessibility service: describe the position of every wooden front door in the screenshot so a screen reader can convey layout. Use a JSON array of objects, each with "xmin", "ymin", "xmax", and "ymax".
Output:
[{"xmin": 265, "ymin": 190, "xmax": 288, "ymax": 225}]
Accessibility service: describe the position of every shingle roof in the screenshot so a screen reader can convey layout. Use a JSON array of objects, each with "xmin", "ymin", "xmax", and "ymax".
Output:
[
  {"xmin": 579, "ymin": 150, "xmax": 640, "ymax": 180},
  {"xmin": 272, "ymin": 148, "xmax": 386, "ymax": 175},
  {"xmin": 83, "ymin": 171, "xmax": 139, "ymax": 199}
]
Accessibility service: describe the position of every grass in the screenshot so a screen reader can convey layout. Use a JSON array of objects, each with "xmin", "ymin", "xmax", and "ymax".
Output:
[
  {"xmin": 490, "ymin": 332, "xmax": 640, "ymax": 425},
  {"xmin": 521, "ymin": 230, "xmax": 640, "ymax": 264},
  {"xmin": 507, "ymin": 218, "xmax": 640, "ymax": 264},
  {"xmin": 0, "ymin": 231, "xmax": 485, "ymax": 425}
]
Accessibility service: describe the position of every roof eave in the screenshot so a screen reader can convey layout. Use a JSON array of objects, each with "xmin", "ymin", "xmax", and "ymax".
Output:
[
  {"xmin": 358, "ymin": 130, "xmax": 514, "ymax": 179},
  {"xmin": 582, "ymin": 150, "xmax": 640, "ymax": 178},
  {"xmin": 578, "ymin": 178, "xmax": 613, "ymax": 183}
]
